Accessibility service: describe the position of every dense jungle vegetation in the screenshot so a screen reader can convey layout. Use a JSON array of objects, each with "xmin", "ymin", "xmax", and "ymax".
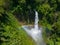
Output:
[{"xmin": 0, "ymin": 0, "xmax": 60, "ymax": 45}]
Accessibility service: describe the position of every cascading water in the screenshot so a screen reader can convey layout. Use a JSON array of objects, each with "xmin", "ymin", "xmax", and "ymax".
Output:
[
  {"xmin": 22, "ymin": 11, "xmax": 46, "ymax": 45},
  {"xmin": 34, "ymin": 11, "xmax": 39, "ymax": 30}
]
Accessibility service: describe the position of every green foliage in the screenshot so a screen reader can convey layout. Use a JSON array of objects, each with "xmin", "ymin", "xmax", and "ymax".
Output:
[
  {"xmin": 18, "ymin": 0, "xmax": 26, "ymax": 4},
  {"xmin": 0, "ymin": 0, "xmax": 5, "ymax": 6},
  {"xmin": 1, "ymin": 25, "xmax": 35, "ymax": 45},
  {"xmin": 37, "ymin": 3, "xmax": 51, "ymax": 15},
  {"xmin": 0, "ymin": 10, "xmax": 35, "ymax": 45},
  {"xmin": 0, "ymin": 0, "xmax": 60, "ymax": 45}
]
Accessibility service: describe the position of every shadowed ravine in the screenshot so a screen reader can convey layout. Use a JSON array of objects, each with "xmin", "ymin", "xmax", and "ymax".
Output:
[{"xmin": 22, "ymin": 11, "xmax": 46, "ymax": 45}]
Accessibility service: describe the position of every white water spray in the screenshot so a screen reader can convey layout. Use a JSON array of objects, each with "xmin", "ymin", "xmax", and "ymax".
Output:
[
  {"xmin": 22, "ymin": 11, "xmax": 46, "ymax": 45},
  {"xmin": 34, "ymin": 11, "xmax": 39, "ymax": 30}
]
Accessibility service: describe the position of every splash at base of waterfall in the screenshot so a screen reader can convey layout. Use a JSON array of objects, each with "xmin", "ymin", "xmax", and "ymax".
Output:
[{"xmin": 22, "ymin": 25, "xmax": 46, "ymax": 45}]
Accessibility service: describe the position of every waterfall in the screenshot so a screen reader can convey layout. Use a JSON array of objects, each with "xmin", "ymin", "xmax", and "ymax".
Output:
[
  {"xmin": 34, "ymin": 11, "xmax": 39, "ymax": 30},
  {"xmin": 22, "ymin": 11, "xmax": 46, "ymax": 45}
]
